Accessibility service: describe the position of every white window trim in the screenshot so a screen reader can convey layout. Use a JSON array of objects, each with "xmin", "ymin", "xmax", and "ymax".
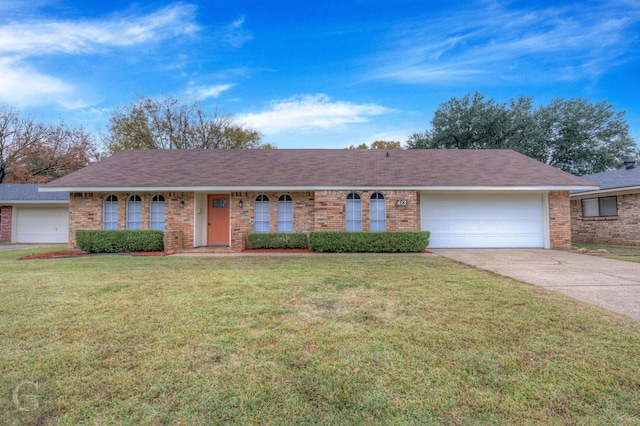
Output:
[
  {"xmin": 254, "ymin": 194, "xmax": 270, "ymax": 233},
  {"xmin": 277, "ymin": 194, "xmax": 293, "ymax": 233},
  {"xmin": 103, "ymin": 195, "xmax": 118, "ymax": 230},
  {"xmin": 346, "ymin": 192, "xmax": 362, "ymax": 231},
  {"xmin": 370, "ymin": 192, "xmax": 386, "ymax": 231},
  {"xmin": 127, "ymin": 194, "xmax": 142, "ymax": 229},
  {"xmin": 150, "ymin": 194, "xmax": 165, "ymax": 231}
]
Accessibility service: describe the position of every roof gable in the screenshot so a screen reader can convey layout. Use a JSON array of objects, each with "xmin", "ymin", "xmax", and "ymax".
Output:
[{"xmin": 42, "ymin": 149, "xmax": 597, "ymax": 190}]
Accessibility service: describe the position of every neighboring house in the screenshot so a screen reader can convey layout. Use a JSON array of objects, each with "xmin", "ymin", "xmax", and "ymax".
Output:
[
  {"xmin": 570, "ymin": 160, "xmax": 640, "ymax": 246},
  {"xmin": 40, "ymin": 149, "xmax": 596, "ymax": 251},
  {"xmin": 0, "ymin": 184, "xmax": 70, "ymax": 243}
]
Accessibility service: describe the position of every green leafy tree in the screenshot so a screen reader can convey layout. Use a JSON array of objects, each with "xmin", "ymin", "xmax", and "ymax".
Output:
[
  {"xmin": 106, "ymin": 94, "xmax": 268, "ymax": 153},
  {"xmin": 407, "ymin": 92, "xmax": 635, "ymax": 174}
]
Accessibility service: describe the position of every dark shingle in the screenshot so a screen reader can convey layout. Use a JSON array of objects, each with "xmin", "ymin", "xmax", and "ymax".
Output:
[
  {"xmin": 42, "ymin": 149, "xmax": 596, "ymax": 189},
  {"xmin": 0, "ymin": 184, "xmax": 69, "ymax": 201},
  {"xmin": 572, "ymin": 166, "xmax": 640, "ymax": 193}
]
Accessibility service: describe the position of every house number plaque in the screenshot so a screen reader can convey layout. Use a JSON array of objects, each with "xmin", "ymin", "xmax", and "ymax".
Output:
[{"xmin": 396, "ymin": 200, "xmax": 407, "ymax": 206}]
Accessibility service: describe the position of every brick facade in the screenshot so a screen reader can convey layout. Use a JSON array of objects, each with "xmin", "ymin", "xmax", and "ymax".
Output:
[
  {"xmin": 68, "ymin": 189, "xmax": 570, "ymax": 251},
  {"xmin": 548, "ymin": 191, "xmax": 571, "ymax": 249},
  {"xmin": 571, "ymin": 192, "xmax": 640, "ymax": 246},
  {"xmin": 0, "ymin": 206, "xmax": 12, "ymax": 242},
  {"xmin": 69, "ymin": 190, "xmax": 423, "ymax": 251},
  {"xmin": 69, "ymin": 192, "xmax": 190, "ymax": 250}
]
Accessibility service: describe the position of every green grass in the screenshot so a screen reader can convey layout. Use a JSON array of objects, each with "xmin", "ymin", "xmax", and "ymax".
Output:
[
  {"xmin": 573, "ymin": 243, "xmax": 640, "ymax": 263},
  {"xmin": 1, "ymin": 251, "xmax": 639, "ymax": 425}
]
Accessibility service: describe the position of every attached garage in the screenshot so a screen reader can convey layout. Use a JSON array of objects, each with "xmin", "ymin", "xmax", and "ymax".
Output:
[
  {"xmin": 421, "ymin": 193, "xmax": 547, "ymax": 248},
  {"xmin": 1, "ymin": 184, "xmax": 70, "ymax": 244},
  {"xmin": 14, "ymin": 207, "xmax": 69, "ymax": 243}
]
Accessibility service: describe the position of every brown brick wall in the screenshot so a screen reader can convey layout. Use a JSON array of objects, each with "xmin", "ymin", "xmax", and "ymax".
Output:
[
  {"xmin": 69, "ymin": 192, "xmax": 192, "ymax": 250},
  {"xmin": 229, "ymin": 190, "xmax": 420, "ymax": 250},
  {"xmin": 0, "ymin": 206, "xmax": 12, "ymax": 242},
  {"xmin": 229, "ymin": 192, "xmax": 315, "ymax": 250},
  {"xmin": 571, "ymin": 192, "xmax": 640, "ymax": 246},
  {"xmin": 313, "ymin": 190, "xmax": 420, "ymax": 232},
  {"xmin": 548, "ymin": 191, "xmax": 571, "ymax": 249},
  {"xmin": 71, "ymin": 189, "xmax": 575, "ymax": 251}
]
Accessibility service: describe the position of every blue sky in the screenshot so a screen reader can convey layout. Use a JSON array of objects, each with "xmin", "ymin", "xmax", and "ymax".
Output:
[{"xmin": 1, "ymin": 0, "xmax": 639, "ymax": 149}]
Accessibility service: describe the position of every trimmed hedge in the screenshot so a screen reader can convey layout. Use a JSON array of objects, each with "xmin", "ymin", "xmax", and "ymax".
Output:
[
  {"xmin": 76, "ymin": 230, "xmax": 164, "ymax": 253},
  {"xmin": 308, "ymin": 231, "xmax": 430, "ymax": 253},
  {"xmin": 247, "ymin": 233, "xmax": 309, "ymax": 249}
]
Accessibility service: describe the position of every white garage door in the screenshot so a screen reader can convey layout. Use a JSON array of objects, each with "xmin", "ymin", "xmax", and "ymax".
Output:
[
  {"xmin": 15, "ymin": 207, "xmax": 69, "ymax": 243},
  {"xmin": 421, "ymin": 194, "xmax": 545, "ymax": 248}
]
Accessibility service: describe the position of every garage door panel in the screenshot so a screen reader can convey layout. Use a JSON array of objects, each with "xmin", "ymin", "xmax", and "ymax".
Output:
[
  {"xmin": 15, "ymin": 207, "xmax": 69, "ymax": 243},
  {"xmin": 421, "ymin": 194, "xmax": 545, "ymax": 248}
]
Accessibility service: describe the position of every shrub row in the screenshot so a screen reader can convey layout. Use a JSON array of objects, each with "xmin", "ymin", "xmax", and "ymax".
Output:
[
  {"xmin": 308, "ymin": 231, "xmax": 430, "ymax": 253},
  {"xmin": 76, "ymin": 230, "xmax": 164, "ymax": 253},
  {"xmin": 247, "ymin": 233, "xmax": 309, "ymax": 249}
]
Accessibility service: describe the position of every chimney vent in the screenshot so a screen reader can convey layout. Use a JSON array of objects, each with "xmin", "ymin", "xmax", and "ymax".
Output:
[{"xmin": 624, "ymin": 159, "xmax": 636, "ymax": 170}]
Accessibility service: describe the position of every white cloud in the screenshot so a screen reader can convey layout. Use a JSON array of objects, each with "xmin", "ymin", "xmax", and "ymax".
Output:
[
  {"xmin": 369, "ymin": 1, "xmax": 640, "ymax": 85},
  {"xmin": 237, "ymin": 94, "xmax": 391, "ymax": 134},
  {"xmin": 186, "ymin": 84, "xmax": 235, "ymax": 100},
  {"xmin": 217, "ymin": 16, "xmax": 252, "ymax": 48},
  {"xmin": 0, "ymin": 3, "xmax": 201, "ymax": 109},
  {"xmin": 0, "ymin": 3, "xmax": 199, "ymax": 56},
  {"xmin": 0, "ymin": 57, "xmax": 73, "ymax": 107}
]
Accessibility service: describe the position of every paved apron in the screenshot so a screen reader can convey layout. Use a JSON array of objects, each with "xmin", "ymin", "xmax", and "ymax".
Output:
[{"xmin": 432, "ymin": 249, "xmax": 640, "ymax": 321}]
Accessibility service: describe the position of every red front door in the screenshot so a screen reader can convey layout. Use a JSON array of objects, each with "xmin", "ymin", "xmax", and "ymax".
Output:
[{"xmin": 207, "ymin": 194, "xmax": 230, "ymax": 245}]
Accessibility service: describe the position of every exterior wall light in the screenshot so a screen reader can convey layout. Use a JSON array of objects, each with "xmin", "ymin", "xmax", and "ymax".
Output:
[
  {"xmin": 238, "ymin": 200, "xmax": 243, "ymax": 208},
  {"xmin": 180, "ymin": 200, "xmax": 185, "ymax": 209}
]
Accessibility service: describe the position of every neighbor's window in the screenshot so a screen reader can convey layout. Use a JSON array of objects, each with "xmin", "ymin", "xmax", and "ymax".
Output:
[
  {"xmin": 254, "ymin": 194, "xmax": 270, "ymax": 233},
  {"xmin": 346, "ymin": 192, "xmax": 362, "ymax": 231},
  {"xmin": 103, "ymin": 195, "xmax": 118, "ymax": 230},
  {"xmin": 150, "ymin": 195, "xmax": 165, "ymax": 231},
  {"xmin": 277, "ymin": 194, "xmax": 293, "ymax": 233},
  {"xmin": 126, "ymin": 194, "xmax": 142, "ymax": 229},
  {"xmin": 370, "ymin": 192, "xmax": 386, "ymax": 231},
  {"xmin": 582, "ymin": 196, "xmax": 617, "ymax": 218}
]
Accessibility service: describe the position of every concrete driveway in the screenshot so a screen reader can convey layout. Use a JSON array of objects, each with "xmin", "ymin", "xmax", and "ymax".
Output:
[{"xmin": 432, "ymin": 249, "xmax": 640, "ymax": 321}]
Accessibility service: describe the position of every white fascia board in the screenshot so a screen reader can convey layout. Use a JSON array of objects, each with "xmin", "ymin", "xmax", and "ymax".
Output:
[
  {"xmin": 0, "ymin": 200, "xmax": 69, "ymax": 205},
  {"xmin": 569, "ymin": 186, "xmax": 640, "ymax": 198},
  {"xmin": 39, "ymin": 185, "xmax": 599, "ymax": 193}
]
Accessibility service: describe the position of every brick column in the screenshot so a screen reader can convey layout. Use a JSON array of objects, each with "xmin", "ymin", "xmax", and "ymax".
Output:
[
  {"xmin": 0, "ymin": 206, "xmax": 12, "ymax": 242},
  {"xmin": 548, "ymin": 191, "xmax": 571, "ymax": 249}
]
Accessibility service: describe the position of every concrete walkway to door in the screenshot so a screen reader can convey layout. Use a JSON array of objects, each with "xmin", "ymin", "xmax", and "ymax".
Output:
[{"xmin": 432, "ymin": 249, "xmax": 640, "ymax": 321}]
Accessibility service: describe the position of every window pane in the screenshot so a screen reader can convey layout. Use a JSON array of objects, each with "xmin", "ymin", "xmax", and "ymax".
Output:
[
  {"xmin": 254, "ymin": 198, "xmax": 270, "ymax": 233},
  {"xmin": 127, "ymin": 195, "xmax": 142, "ymax": 229},
  {"xmin": 599, "ymin": 197, "xmax": 617, "ymax": 216},
  {"xmin": 277, "ymin": 196, "xmax": 293, "ymax": 233},
  {"xmin": 346, "ymin": 196, "xmax": 362, "ymax": 231},
  {"xmin": 582, "ymin": 198, "xmax": 599, "ymax": 217},
  {"xmin": 150, "ymin": 196, "xmax": 165, "ymax": 231},
  {"xmin": 103, "ymin": 196, "xmax": 118, "ymax": 230}
]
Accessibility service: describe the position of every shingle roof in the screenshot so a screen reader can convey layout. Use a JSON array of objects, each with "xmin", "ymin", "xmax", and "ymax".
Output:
[
  {"xmin": 41, "ymin": 149, "xmax": 596, "ymax": 190},
  {"xmin": 571, "ymin": 165, "xmax": 640, "ymax": 194},
  {"xmin": 0, "ymin": 184, "xmax": 69, "ymax": 201}
]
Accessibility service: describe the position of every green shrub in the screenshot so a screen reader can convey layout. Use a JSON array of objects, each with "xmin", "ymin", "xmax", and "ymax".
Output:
[
  {"xmin": 308, "ymin": 231, "xmax": 430, "ymax": 253},
  {"xmin": 247, "ymin": 233, "xmax": 309, "ymax": 249},
  {"xmin": 76, "ymin": 230, "xmax": 164, "ymax": 253}
]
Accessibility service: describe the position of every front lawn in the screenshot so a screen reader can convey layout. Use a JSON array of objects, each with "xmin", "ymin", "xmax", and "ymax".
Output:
[
  {"xmin": 573, "ymin": 243, "xmax": 640, "ymax": 263},
  {"xmin": 1, "ymin": 250, "xmax": 639, "ymax": 424}
]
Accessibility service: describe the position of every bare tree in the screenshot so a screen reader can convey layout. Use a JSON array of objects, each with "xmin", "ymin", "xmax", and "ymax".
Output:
[
  {"xmin": 0, "ymin": 105, "xmax": 97, "ymax": 183},
  {"xmin": 106, "ymin": 94, "xmax": 266, "ymax": 153}
]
